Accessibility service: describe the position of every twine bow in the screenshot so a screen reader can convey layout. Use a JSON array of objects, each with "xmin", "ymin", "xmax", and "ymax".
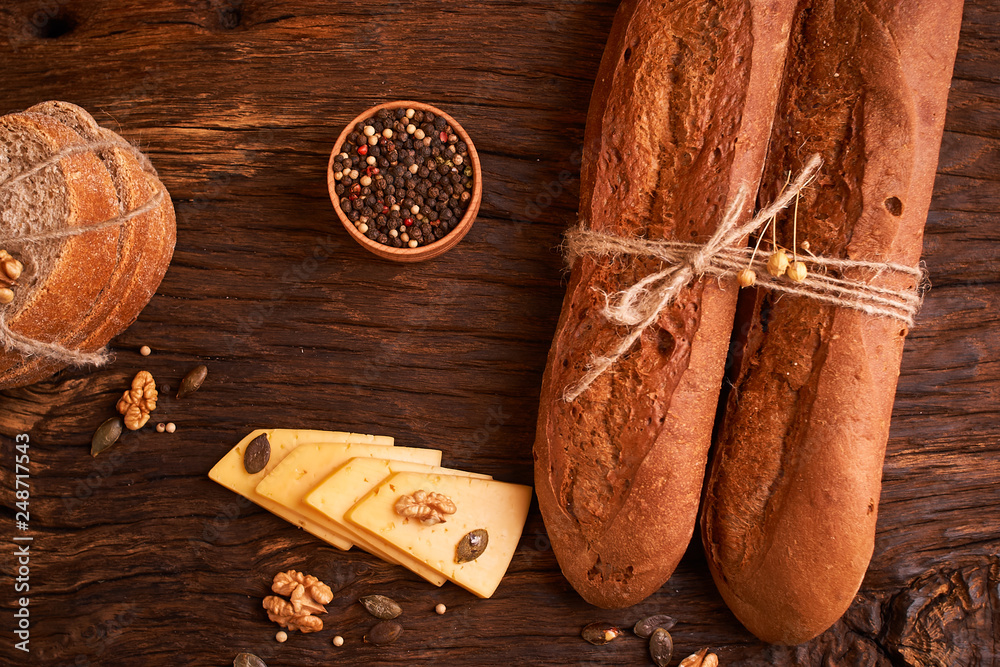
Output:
[{"xmin": 561, "ymin": 154, "xmax": 925, "ymax": 402}]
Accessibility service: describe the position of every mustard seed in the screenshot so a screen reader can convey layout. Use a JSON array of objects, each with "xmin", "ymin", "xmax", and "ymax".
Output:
[
  {"xmin": 165, "ymin": 422, "xmax": 176, "ymax": 433},
  {"xmin": 156, "ymin": 423, "xmax": 166, "ymax": 433},
  {"xmin": 332, "ymin": 635, "xmax": 344, "ymax": 647},
  {"xmin": 139, "ymin": 345, "xmax": 151, "ymax": 356},
  {"xmin": 435, "ymin": 603, "xmax": 446, "ymax": 615},
  {"xmin": 276, "ymin": 631, "xmax": 287, "ymax": 643}
]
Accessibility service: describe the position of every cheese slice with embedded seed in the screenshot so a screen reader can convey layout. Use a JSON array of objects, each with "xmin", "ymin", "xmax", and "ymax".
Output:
[
  {"xmin": 207, "ymin": 428, "xmax": 395, "ymax": 550},
  {"xmin": 346, "ymin": 472, "xmax": 533, "ymax": 598},
  {"xmin": 305, "ymin": 458, "xmax": 491, "ymax": 585},
  {"xmin": 254, "ymin": 443, "xmax": 441, "ymax": 552}
]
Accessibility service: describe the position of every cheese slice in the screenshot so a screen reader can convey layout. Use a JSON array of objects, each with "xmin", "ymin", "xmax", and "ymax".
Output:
[
  {"xmin": 305, "ymin": 458, "xmax": 491, "ymax": 585},
  {"xmin": 254, "ymin": 443, "xmax": 441, "ymax": 552},
  {"xmin": 207, "ymin": 428, "xmax": 395, "ymax": 550},
  {"xmin": 346, "ymin": 472, "xmax": 532, "ymax": 598}
]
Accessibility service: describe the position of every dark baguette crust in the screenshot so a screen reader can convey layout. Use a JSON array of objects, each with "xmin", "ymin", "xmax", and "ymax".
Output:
[
  {"xmin": 700, "ymin": 0, "xmax": 964, "ymax": 644},
  {"xmin": 534, "ymin": 0, "xmax": 797, "ymax": 608}
]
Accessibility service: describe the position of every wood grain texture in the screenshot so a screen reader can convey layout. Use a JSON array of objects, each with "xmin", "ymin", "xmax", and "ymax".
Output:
[{"xmin": 0, "ymin": 0, "xmax": 997, "ymax": 665}]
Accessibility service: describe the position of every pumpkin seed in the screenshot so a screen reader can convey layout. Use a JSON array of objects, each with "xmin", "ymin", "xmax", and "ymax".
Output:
[
  {"xmin": 359, "ymin": 594, "xmax": 402, "ymax": 620},
  {"xmin": 455, "ymin": 528, "xmax": 489, "ymax": 563},
  {"xmin": 177, "ymin": 364, "xmax": 208, "ymax": 398},
  {"xmin": 233, "ymin": 653, "xmax": 267, "ymax": 667},
  {"xmin": 633, "ymin": 613, "xmax": 677, "ymax": 638},
  {"xmin": 91, "ymin": 417, "xmax": 123, "ymax": 457},
  {"xmin": 581, "ymin": 622, "xmax": 623, "ymax": 645},
  {"xmin": 364, "ymin": 620, "xmax": 402, "ymax": 645},
  {"xmin": 243, "ymin": 433, "xmax": 270, "ymax": 474},
  {"xmin": 649, "ymin": 628, "xmax": 674, "ymax": 667}
]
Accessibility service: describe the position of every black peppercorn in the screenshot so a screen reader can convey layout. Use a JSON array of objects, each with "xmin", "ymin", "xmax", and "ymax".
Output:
[{"xmin": 337, "ymin": 107, "xmax": 474, "ymax": 250}]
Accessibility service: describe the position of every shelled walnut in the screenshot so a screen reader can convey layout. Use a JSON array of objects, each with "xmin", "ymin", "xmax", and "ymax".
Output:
[
  {"xmin": 116, "ymin": 370, "xmax": 158, "ymax": 430},
  {"xmin": 263, "ymin": 596, "xmax": 323, "ymax": 633},
  {"xmin": 679, "ymin": 649, "xmax": 719, "ymax": 667},
  {"xmin": 263, "ymin": 570, "xmax": 332, "ymax": 633},
  {"xmin": 395, "ymin": 489, "xmax": 457, "ymax": 525}
]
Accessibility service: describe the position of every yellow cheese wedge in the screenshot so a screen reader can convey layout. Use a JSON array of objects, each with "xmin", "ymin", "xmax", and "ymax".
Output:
[
  {"xmin": 207, "ymin": 428, "xmax": 393, "ymax": 550},
  {"xmin": 254, "ymin": 444, "xmax": 442, "ymax": 553},
  {"xmin": 305, "ymin": 458, "xmax": 491, "ymax": 585},
  {"xmin": 346, "ymin": 472, "xmax": 533, "ymax": 598}
]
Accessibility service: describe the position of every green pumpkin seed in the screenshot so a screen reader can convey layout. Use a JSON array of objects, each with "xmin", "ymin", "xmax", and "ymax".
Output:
[
  {"xmin": 364, "ymin": 620, "xmax": 402, "ymax": 645},
  {"xmin": 243, "ymin": 433, "xmax": 270, "ymax": 474},
  {"xmin": 359, "ymin": 594, "xmax": 402, "ymax": 620},
  {"xmin": 649, "ymin": 628, "xmax": 673, "ymax": 666},
  {"xmin": 455, "ymin": 528, "xmax": 489, "ymax": 563},
  {"xmin": 91, "ymin": 417, "xmax": 123, "ymax": 457},
  {"xmin": 633, "ymin": 613, "xmax": 677, "ymax": 638},
  {"xmin": 581, "ymin": 622, "xmax": 623, "ymax": 645},
  {"xmin": 177, "ymin": 364, "xmax": 208, "ymax": 398},
  {"xmin": 233, "ymin": 653, "xmax": 267, "ymax": 667}
]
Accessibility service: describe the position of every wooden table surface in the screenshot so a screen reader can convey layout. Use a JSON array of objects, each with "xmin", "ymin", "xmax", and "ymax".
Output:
[{"xmin": 1, "ymin": 1, "xmax": 997, "ymax": 665}]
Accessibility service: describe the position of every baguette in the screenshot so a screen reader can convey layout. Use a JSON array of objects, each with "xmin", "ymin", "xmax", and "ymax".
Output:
[
  {"xmin": 533, "ymin": 0, "xmax": 797, "ymax": 607},
  {"xmin": 700, "ymin": 0, "xmax": 964, "ymax": 644}
]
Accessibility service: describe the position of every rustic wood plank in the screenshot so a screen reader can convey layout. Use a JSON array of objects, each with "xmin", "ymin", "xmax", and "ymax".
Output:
[{"xmin": 1, "ymin": 0, "xmax": 998, "ymax": 665}]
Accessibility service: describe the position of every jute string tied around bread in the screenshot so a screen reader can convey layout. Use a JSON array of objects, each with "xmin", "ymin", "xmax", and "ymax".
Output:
[
  {"xmin": 562, "ymin": 154, "xmax": 926, "ymax": 402},
  {"xmin": 0, "ymin": 138, "xmax": 166, "ymax": 366}
]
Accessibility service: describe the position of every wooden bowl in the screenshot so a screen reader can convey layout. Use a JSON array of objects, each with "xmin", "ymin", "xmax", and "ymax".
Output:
[{"xmin": 327, "ymin": 101, "xmax": 482, "ymax": 262}]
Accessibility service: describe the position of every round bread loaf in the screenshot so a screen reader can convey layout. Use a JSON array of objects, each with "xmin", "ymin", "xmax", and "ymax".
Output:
[{"xmin": 0, "ymin": 102, "xmax": 175, "ymax": 389}]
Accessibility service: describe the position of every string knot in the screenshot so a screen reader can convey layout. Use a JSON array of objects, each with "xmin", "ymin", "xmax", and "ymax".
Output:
[{"xmin": 560, "ymin": 155, "xmax": 925, "ymax": 402}]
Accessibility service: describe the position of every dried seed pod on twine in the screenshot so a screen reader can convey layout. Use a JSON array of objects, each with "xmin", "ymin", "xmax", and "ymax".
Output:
[
  {"xmin": 0, "ymin": 125, "xmax": 168, "ymax": 368},
  {"xmin": 561, "ymin": 154, "xmax": 926, "ymax": 402}
]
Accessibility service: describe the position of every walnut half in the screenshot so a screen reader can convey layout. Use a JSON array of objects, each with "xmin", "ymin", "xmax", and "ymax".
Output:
[
  {"xmin": 395, "ymin": 489, "xmax": 457, "ymax": 525},
  {"xmin": 263, "ymin": 570, "xmax": 333, "ymax": 633},
  {"xmin": 116, "ymin": 370, "xmax": 158, "ymax": 430},
  {"xmin": 263, "ymin": 595, "xmax": 323, "ymax": 633}
]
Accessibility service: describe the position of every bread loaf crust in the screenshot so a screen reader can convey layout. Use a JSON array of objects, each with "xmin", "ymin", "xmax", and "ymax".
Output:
[
  {"xmin": 534, "ymin": 0, "xmax": 797, "ymax": 608},
  {"xmin": 0, "ymin": 113, "xmax": 120, "ymax": 380},
  {"xmin": 0, "ymin": 104, "xmax": 175, "ymax": 388},
  {"xmin": 700, "ymin": 0, "xmax": 965, "ymax": 644}
]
